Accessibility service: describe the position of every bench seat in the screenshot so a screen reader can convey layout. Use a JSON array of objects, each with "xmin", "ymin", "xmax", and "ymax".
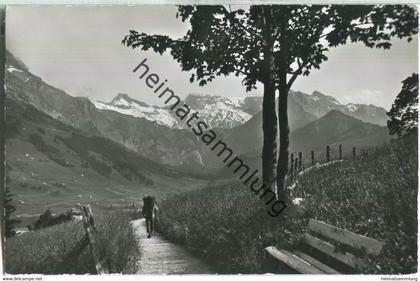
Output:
[{"xmin": 265, "ymin": 219, "xmax": 384, "ymax": 274}]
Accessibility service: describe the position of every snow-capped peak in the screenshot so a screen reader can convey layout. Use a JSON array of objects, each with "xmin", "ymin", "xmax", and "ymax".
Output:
[
  {"xmin": 182, "ymin": 94, "xmax": 256, "ymax": 128},
  {"xmin": 91, "ymin": 93, "xmax": 259, "ymax": 129},
  {"xmin": 6, "ymin": 65, "xmax": 23, "ymax": 73},
  {"xmin": 345, "ymin": 104, "xmax": 358, "ymax": 112},
  {"xmin": 91, "ymin": 94, "xmax": 179, "ymax": 128},
  {"xmin": 110, "ymin": 93, "xmax": 150, "ymax": 108}
]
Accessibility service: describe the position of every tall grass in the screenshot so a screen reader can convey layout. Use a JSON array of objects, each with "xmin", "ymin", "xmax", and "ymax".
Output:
[
  {"xmin": 290, "ymin": 135, "xmax": 417, "ymax": 274},
  {"xmin": 96, "ymin": 211, "xmax": 139, "ymax": 273},
  {"xmin": 157, "ymin": 179, "xmax": 306, "ymax": 273},
  {"xmin": 156, "ymin": 135, "xmax": 417, "ymax": 274},
  {"xmin": 5, "ymin": 210, "xmax": 139, "ymax": 274}
]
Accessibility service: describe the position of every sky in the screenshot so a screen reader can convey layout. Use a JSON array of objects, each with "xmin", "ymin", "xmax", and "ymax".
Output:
[{"xmin": 6, "ymin": 5, "xmax": 418, "ymax": 109}]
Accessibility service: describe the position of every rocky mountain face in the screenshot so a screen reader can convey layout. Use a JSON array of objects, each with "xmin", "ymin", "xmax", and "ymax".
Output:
[
  {"xmin": 219, "ymin": 110, "xmax": 391, "ymax": 177},
  {"xmin": 178, "ymin": 94, "xmax": 261, "ymax": 128},
  {"xmin": 91, "ymin": 90, "xmax": 388, "ymax": 131},
  {"xmin": 291, "ymin": 90, "xmax": 388, "ymax": 126},
  {"xmin": 5, "ymin": 51, "xmax": 209, "ymax": 171},
  {"xmin": 6, "ymin": 51, "xmax": 99, "ymax": 134},
  {"xmin": 92, "ymin": 93, "xmax": 180, "ymax": 128},
  {"xmin": 5, "ymin": 50, "xmax": 391, "ymax": 173},
  {"xmin": 92, "ymin": 93, "xmax": 262, "ymax": 129},
  {"xmin": 217, "ymin": 90, "xmax": 389, "ymax": 161}
]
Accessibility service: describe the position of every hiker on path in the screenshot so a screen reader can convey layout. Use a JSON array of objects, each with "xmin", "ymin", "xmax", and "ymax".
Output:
[{"xmin": 142, "ymin": 196, "xmax": 159, "ymax": 238}]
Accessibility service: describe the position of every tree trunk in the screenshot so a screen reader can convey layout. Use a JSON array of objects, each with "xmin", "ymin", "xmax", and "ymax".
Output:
[
  {"xmin": 276, "ymin": 13, "xmax": 290, "ymax": 200},
  {"xmin": 261, "ymin": 6, "xmax": 277, "ymax": 197},
  {"xmin": 276, "ymin": 81, "xmax": 289, "ymax": 200},
  {"xmin": 262, "ymin": 68, "xmax": 277, "ymax": 196}
]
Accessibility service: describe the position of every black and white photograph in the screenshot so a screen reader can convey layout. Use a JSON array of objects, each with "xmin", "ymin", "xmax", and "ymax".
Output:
[{"xmin": 1, "ymin": 2, "xmax": 418, "ymax": 277}]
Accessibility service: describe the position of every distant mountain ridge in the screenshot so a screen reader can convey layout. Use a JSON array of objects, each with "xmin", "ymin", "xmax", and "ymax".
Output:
[
  {"xmin": 5, "ymin": 50, "xmax": 388, "ymax": 132},
  {"xmin": 290, "ymin": 110, "xmax": 391, "ymax": 153},
  {"xmin": 92, "ymin": 93, "xmax": 262, "ymax": 129},
  {"xmin": 5, "ymin": 49, "xmax": 391, "ymax": 172},
  {"xmin": 292, "ymin": 90, "xmax": 388, "ymax": 126},
  {"xmin": 92, "ymin": 93, "xmax": 180, "ymax": 128},
  {"xmin": 179, "ymin": 94, "xmax": 260, "ymax": 128},
  {"xmin": 5, "ymin": 51, "xmax": 209, "ymax": 170},
  {"xmin": 90, "ymin": 90, "xmax": 388, "ymax": 130},
  {"xmin": 218, "ymin": 109, "xmax": 391, "ymax": 176}
]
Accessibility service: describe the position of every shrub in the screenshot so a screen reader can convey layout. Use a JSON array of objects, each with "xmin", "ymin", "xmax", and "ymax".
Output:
[
  {"xmin": 32, "ymin": 209, "xmax": 74, "ymax": 230},
  {"xmin": 5, "ymin": 188, "xmax": 20, "ymax": 237}
]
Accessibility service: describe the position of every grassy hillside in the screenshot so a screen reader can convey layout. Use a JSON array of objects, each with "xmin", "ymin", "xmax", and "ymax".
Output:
[
  {"xmin": 290, "ymin": 110, "xmax": 391, "ymax": 153},
  {"xmin": 217, "ymin": 110, "xmax": 391, "ymax": 178},
  {"xmin": 222, "ymin": 103, "xmax": 317, "ymax": 156},
  {"xmin": 5, "ymin": 209, "xmax": 139, "ymax": 274},
  {"xmin": 156, "ymin": 135, "xmax": 417, "ymax": 274},
  {"xmin": 5, "ymin": 98, "xmax": 209, "ymax": 217}
]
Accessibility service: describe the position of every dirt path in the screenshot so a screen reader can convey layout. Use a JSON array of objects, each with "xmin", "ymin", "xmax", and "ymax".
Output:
[{"xmin": 131, "ymin": 218, "xmax": 213, "ymax": 274}]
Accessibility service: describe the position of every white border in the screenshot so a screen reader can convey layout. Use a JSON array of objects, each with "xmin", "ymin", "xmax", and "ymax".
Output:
[
  {"xmin": 1, "ymin": 2, "xmax": 419, "ymax": 281},
  {"xmin": 0, "ymin": 0, "xmax": 418, "ymax": 5}
]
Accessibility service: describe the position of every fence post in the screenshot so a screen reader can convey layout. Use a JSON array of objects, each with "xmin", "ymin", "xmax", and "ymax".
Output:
[
  {"xmin": 339, "ymin": 144, "xmax": 342, "ymax": 160},
  {"xmin": 298, "ymin": 152, "xmax": 303, "ymax": 170},
  {"xmin": 311, "ymin": 151, "xmax": 315, "ymax": 166},
  {"xmin": 78, "ymin": 204, "xmax": 109, "ymax": 274},
  {"xmin": 294, "ymin": 158, "xmax": 298, "ymax": 174},
  {"xmin": 290, "ymin": 153, "xmax": 294, "ymax": 173},
  {"xmin": 326, "ymin": 145, "xmax": 330, "ymax": 162},
  {"xmin": 353, "ymin": 147, "xmax": 356, "ymax": 159}
]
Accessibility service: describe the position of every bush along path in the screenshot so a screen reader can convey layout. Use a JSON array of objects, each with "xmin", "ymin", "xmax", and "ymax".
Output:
[{"xmin": 131, "ymin": 218, "xmax": 213, "ymax": 274}]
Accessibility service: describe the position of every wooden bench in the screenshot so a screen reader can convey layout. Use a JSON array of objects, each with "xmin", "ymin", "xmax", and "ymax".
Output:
[{"xmin": 265, "ymin": 219, "xmax": 384, "ymax": 274}]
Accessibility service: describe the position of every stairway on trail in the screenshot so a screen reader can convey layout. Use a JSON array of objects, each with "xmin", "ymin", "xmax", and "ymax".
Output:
[{"xmin": 131, "ymin": 218, "xmax": 213, "ymax": 274}]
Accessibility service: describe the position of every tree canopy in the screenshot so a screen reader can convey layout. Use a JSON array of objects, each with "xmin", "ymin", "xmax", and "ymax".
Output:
[
  {"xmin": 123, "ymin": 4, "xmax": 418, "ymax": 199},
  {"xmin": 387, "ymin": 73, "xmax": 419, "ymax": 137},
  {"xmin": 123, "ymin": 5, "xmax": 418, "ymax": 92},
  {"xmin": 5, "ymin": 187, "xmax": 19, "ymax": 237}
]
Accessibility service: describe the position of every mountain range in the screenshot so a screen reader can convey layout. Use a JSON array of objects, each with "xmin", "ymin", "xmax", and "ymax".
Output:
[
  {"xmin": 92, "ymin": 93, "xmax": 262, "ymax": 129},
  {"xmin": 5, "ymin": 50, "xmax": 392, "ymax": 176},
  {"xmin": 90, "ymin": 89, "xmax": 388, "ymax": 130},
  {"xmin": 6, "ymin": 51, "xmax": 209, "ymax": 170},
  {"xmin": 218, "ymin": 109, "xmax": 391, "ymax": 174},
  {"xmin": 4, "ymin": 50, "xmax": 394, "ymax": 214}
]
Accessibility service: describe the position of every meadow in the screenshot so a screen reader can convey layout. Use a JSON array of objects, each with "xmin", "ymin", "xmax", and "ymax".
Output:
[
  {"xmin": 156, "ymin": 135, "xmax": 417, "ymax": 274},
  {"xmin": 5, "ymin": 209, "xmax": 139, "ymax": 274}
]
